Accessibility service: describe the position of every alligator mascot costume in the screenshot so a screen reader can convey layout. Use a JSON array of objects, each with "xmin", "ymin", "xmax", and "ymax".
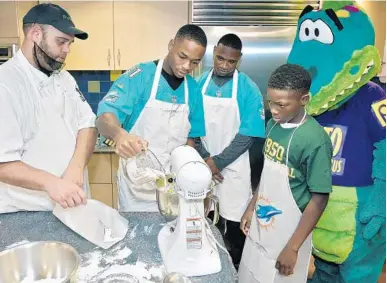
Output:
[{"xmin": 288, "ymin": 1, "xmax": 386, "ymax": 282}]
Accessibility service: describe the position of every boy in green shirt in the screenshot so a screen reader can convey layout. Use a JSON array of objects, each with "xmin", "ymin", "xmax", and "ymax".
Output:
[{"xmin": 238, "ymin": 64, "xmax": 332, "ymax": 283}]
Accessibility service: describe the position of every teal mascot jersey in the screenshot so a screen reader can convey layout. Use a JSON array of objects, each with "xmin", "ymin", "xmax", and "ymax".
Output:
[{"xmin": 288, "ymin": 1, "xmax": 386, "ymax": 282}]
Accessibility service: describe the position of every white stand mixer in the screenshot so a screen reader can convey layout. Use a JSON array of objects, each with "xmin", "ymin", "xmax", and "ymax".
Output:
[{"xmin": 158, "ymin": 145, "xmax": 222, "ymax": 277}]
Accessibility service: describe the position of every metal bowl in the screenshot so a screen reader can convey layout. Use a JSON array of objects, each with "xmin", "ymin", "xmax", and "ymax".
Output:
[
  {"xmin": 163, "ymin": 272, "xmax": 193, "ymax": 283},
  {"xmin": 157, "ymin": 188, "xmax": 180, "ymax": 222},
  {"xmin": 0, "ymin": 241, "xmax": 80, "ymax": 283}
]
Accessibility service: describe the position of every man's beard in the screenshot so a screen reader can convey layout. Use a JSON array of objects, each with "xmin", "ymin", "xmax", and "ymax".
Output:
[{"xmin": 33, "ymin": 41, "xmax": 64, "ymax": 73}]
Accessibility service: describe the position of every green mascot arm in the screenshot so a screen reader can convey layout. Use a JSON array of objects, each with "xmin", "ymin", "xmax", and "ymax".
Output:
[{"xmin": 360, "ymin": 139, "xmax": 386, "ymax": 241}]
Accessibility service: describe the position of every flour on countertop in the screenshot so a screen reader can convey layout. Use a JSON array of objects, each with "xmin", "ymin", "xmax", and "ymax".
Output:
[
  {"xmin": 78, "ymin": 241, "xmax": 164, "ymax": 282},
  {"xmin": 130, "ymin": 224, "xmax": 138, "ymax": 239},
  {"xmin": 144, "ymin": 224, "xmax": 154, "ymax": 235}
]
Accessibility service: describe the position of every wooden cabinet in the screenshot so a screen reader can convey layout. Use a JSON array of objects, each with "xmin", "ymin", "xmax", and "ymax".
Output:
[
  {"xmin": 88, "ymin": 152, "xmax": 119, "ymax": 208},
  {"xmin": 360, "ymin": 1, "xmax": 386, "ymax": 58},
  {"xmin": 40, "ymin": 1, "xmax": 188, "ymax": 70},
  {"xmin": 0, "ymin": 1, "xmax": 19, "ymax": 39},
  {"xmin": 0, "ymin": 1, "xmax": 37, "ymax": 45},
  {"xmin": 16, "ymin": 1, "xmax": 38, "ymax": 44},
  {"xmin": 90, "ymin": 184, "xmax": 113, "ymax": 207},
  {"xmin": 46, "ymin": 1, "xmax": 114, "ymax": 70},
  {"xmin": 88, "ymin": 153, "xmax": 112, "ymax": 184},
  {"xmin": 113, "ymin": 1, "xmax": 189, "ymax": 69}
]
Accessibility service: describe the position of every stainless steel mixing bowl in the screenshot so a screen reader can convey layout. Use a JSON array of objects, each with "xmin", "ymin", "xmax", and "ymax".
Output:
[
  {"xmin": 0, "ymin": 241, "xmax": 80, "ymax": 283},
  {"xmin": 157, "ymin": 182, "xmax": 220, "ymax": 224},
  {"xmin": 163, "ymin": 272, "xmax": 193, "ymax": 283}
]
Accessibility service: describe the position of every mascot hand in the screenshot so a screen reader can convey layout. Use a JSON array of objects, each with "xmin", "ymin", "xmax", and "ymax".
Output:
[{"xmin": 360, "ymin": 140, "xmax": 386, "ymax": 241}]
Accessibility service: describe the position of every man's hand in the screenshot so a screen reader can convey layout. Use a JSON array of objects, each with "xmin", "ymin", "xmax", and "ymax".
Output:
[
  {"xmin": 62, "ymin": 164, "xmax": 84, "ymax": 188},
  {"xmin": 240, "ymin": 205, "xmax": 254, "ymax": 235},
  {"xmin": 205, "ymin": 157, "xmax": 224, "ymax": 182},
  {"xmin": 114, "ymin": 130, "xmax": 148, "ymax": 159},
  {"xmin": 44, "ymin": 177, "xmax": 87, "ymax": 209},
  {"xmin": 213, "ymin": 173, "xmax": 224, "ymax": 183},
  {"xmin": 276, "ymin": 245, "xmax": 298, "ymax": 276},
  {"xmin": 186, "ymin": 138, "xmax": 195, "ymax": 147}
]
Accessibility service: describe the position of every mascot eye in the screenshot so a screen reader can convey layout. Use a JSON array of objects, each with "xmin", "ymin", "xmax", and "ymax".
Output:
[
  {"xmin": 299, "ymin": 19, "xmax": 314, "ymax": 42},
  {"xmin": 313, "ymin": 20, "xmax": 334, "ymax": 44}
]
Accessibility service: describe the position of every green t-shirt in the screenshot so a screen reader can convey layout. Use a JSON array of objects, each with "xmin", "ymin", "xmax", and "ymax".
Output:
[{"xmin": 264, "ymin": 117, "xmax": 333, "ymax": 211}]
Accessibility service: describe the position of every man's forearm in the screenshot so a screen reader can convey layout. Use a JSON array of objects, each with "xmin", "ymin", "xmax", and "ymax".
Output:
[
  {"xmin": 248, "ymin": 188, "xmax": 259, "ymax": 209},
  {"xmin": 0, "ymin": 161, "xmax": 57, "ymax": 192},
  {"xmin": 213, "ymin": 134, "xmax": 255, "ymax": 171},
  {"xmin": 193, "ymin": 138, "xmax": 210, "ymax": 159},
  {"xmin": 96, "ymin": 113, "xmax": 125, "ymax": 142},
  {"xmin": 286, "ymin": 193, "xmax": 329, "ymax": 251},
  {"xmin": 68, "ymin": 127, "xmax": 98, "ymax": 169}
]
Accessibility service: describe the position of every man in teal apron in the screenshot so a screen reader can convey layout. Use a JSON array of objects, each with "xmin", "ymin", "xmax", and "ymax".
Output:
[
  {"xmin": 194, "ymin": 34, "xmax": 265, "ymax": 268},
  {"xmin": 96, "ymin": 24, "xmax": 207, "ymax": 212}
]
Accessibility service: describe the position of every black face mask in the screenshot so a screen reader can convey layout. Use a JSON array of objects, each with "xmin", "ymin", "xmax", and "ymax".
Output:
[{"xmin": 33, "ymin": 42, "xmax": 64, "ymax": 74}]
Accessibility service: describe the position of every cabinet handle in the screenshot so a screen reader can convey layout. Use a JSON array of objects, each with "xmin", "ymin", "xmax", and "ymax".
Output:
[
  {"xmin": 117, "ymin": 49, "xmax": 121, "ymax": 67},
  {"xmin": 107, "ymin": 49, "xmax": 111, "ymax": 67}
]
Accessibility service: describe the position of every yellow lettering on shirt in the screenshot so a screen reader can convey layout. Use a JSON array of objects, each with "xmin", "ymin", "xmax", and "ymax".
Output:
[
  {"xmin": 371, "ymin": 99, "xmax": 386, "ymax": 127},
  {"xmin": 265, "ymin": 138, "xmax": 285, "ymax": 161},
  {"xmin": 324, "ymin": 127, "xmax": 344, "ymax": 157},
  {"xmin": 331, "ymin": 159, "xmax": 344, "ymax": 175},
  {"xmin": 288, "ymin": 167, "xmax": 296, "ymax": 178}
]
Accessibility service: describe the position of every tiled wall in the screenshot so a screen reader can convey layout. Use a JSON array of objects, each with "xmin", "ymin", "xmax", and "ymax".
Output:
[{"xmin": 68, "ymin": 70, "xmax": 123, "ymax": 114}]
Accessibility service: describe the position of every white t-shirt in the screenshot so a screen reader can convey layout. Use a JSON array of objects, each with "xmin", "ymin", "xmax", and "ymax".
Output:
[{"xmin": 0, "ymin": 50, "xmax": 96, "ymax": 212}]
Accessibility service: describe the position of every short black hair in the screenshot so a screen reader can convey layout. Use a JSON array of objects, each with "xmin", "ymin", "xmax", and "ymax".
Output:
[
  {"xmin": 175, "ymin": 24, "xmax": 207, "ymax": 48},
  {"xmin": 268, "ymin": 64, "xmax": 311, "ymax": 94},
  {"xmin": 217, "ymin": 33, "xmax": 242, "ymax": 51}
]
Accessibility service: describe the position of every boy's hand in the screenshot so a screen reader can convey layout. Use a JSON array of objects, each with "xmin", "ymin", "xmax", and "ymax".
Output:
[
  {"xmin": 276, "ymin": 245, "xmax": 298, "ymax": 276},
  {"xmin": 205, "ymin": 157, "xmax": 224, "ymax": 183},
  {"xmin": 240, "ymin": 205, "xmax": 254, "ymax": 235}
]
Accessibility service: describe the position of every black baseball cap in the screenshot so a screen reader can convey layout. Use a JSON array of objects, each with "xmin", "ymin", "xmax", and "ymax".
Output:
[{"xmin": 23, "ymin": 3, "xmax": 88, "ymax": 40}]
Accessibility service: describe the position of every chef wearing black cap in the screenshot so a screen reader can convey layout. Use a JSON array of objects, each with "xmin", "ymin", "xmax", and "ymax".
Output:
[{"xmin": 0, "ymin": 3, "xmax": 97, "ymax": 213}]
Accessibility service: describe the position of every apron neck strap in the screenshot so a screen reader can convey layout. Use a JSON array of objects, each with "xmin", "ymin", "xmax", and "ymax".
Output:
[
  {"xmin": 285, "ymin": 110, "xmax": 307, "ymax": 166},
  {"xmin": 265, "ymin": 110, "xmax": 307, "ymax": 167},
  {"xmin": 201, "ymin": 69, "xmax": 239, "ymax": 101},
  {"xmin": 201, "ymin": 69, "xmax": 213, "ymax": 95},
  {"xmin": 231, "ymin": 69, "xmax": 238, "ymax": 101},
  {"xmin": 150, "ymin": 59, "xmax": 164, "ymax": 100},
  {"xmin": 151, "ymin": 58, "xmax": 189, "ymax": 104},
  {"xmin": 183, "ymin": 77, "xmax": 188, "ymax": 104}
]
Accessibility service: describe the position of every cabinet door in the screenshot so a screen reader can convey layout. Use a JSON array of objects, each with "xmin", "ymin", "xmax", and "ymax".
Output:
[
  {"xmin": 113, "ymin": 1, "xmax": 188, "ymax": 70},
  {"xmin": 90, "ymin": 184, "xmax": 113, "ymax": 207},
  {"xmin": 46, "ymin": 1, "xmax": 114, "ymax": 70},
  {"xmin": 88, "ymin": 153, "xmax": 112, "ymax": 184},
  {"xmin": 17, "ymin": 1, "xmax": 38, "ymax": 45},
  {"xmin": 0, "ymin": 1, "xmax": 18, "ymax": 38}
]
